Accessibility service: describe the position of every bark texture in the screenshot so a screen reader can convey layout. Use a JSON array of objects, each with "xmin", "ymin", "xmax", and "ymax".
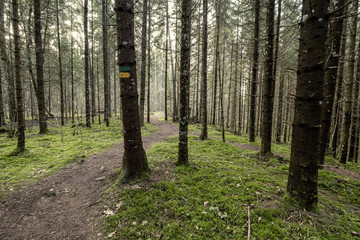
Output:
[
  {"xmin": 199, "ymin": 0, "xmax": 208, "ymax": 140},
  {"xmin": 260, "ymin": 0, "xmax": 275, "ymax": 157},
  {"xmin": 287, "ymin": 0, "xmax": 330, "ymax": 210},
  {"xmin": 84, "ymin": 0, "xmax": 91, "ymax": 127},
  {"xmin": 177, "ymin": 0, "xmax": 192, "ymax": 164},
  {"xmin": 13, "ymin": 0, "xmax": 25, "ymax": 151},
  {"xmin": 116, "ymin": 0, "xmax": 149, "ymax": 180},
  {"xmin": 34, "ymin": 0, "xmax": 48, "ymax": 134},
  {"xmin": 139, "ymin": 0, "xmax": 148, "ymax": 126},
  {"xmin": 103, "ymin": 0, "xmax": 110, "ymax": 127},
  {"xmin": 249, "ymin": 0, "xmax": 260, "ymax": 142}
]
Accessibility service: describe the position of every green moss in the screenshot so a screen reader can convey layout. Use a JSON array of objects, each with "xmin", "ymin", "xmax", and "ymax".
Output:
[
  {"xmin": 103, "ymin": 134, "xmax": 360, "ymax": 239},
  {"xmin": 0, "ymin": 118, "xmax": 157, "ymax": 197}
]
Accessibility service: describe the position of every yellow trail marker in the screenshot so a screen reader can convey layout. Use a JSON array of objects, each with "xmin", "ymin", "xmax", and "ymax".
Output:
[{"xmin": 119, "ymin": 72, "xmax": 130, "ymax": 78}]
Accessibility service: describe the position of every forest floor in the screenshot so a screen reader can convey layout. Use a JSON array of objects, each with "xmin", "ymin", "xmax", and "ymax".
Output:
[
  {"xmin": 0, "ymin": 114, "xmax": 179, "ymax": 239},
  {"xmin": 0, "ymin": 114, "xmax": 359, "ymax": 239}
]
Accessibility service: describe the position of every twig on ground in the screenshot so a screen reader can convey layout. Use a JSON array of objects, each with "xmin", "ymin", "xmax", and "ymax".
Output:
[{"xmin": 247, "ymin": 205, "xmax": 251, "ymax": 240}]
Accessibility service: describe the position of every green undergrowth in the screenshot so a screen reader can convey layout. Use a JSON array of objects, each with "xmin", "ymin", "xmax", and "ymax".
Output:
[
  {"xmin": 0, "ymin": 118, "xmax": 157, "ymax": 198},
  {"xmin": 104, "ymin": 135, "xmax": 360, "ymax": 239},
  {"xmin": 187, "ymin": 123, "xmax": 291, "ymax": 156}
]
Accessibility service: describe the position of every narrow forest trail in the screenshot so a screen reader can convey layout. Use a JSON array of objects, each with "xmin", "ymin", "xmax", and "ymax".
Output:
[{"xmin": 0, "ymin": 114, "xmax": 178, "ymax": 240}]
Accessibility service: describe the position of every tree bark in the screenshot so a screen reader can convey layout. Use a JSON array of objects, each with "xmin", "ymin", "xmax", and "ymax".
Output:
[
  {"xmin": 211, "ymin": 0, "xmax": 220, "ymax": 125},
  {"xmin": 177, "ymin": 0, "xmax": 192, "ymax": 165},
  {"xmin": 147, "ymin": 0, "xmax": 151, "ymax": 123},
  {"xmin": 199, "ymin": 0, "xmax": 208, "ymax": 140},
  {"xmin": 91, "ymin": 0, "xmax": 96, "ymax": 124},
  {"xmin": 274, "ymin": 0, "xmax": 283, "ymax": 144},
  {"xmin": 139, "ymin": 0, "xmax": 148, "ymax": 126},
  {"xmin": 34, "ymin": 0, "xmax": 48, "ymax": 134},
  {"xmin": 275, "ymin": 72, "xmax": 284, "ymax": 143},
  {"xmin": 55, "ymin": 0, "xmax": 64, "ymax": 125},
  {"xmin": 13, "ymin": 0, "xmax": 25, "ymax": 152},
  {"xmin": 339, "ymin": 0, "xmax": 358, "ymax": 164},
  {"xmin": 70, "ymin": 8, "xmax": 75, "ymax": 124},
  {"xmin": 249, "ymin": 0, "xmax": 260, "ymax": 142},
  {"xmin": 226, "ymin": 41, "xmax": 234, "ymax": 129},
  {"xmin": 164, "ymin": 0, "xmax": 169, "ymax": 121},
  {"xmin": 287, "ymin": 0, "xmax": 330, "ymax": 210},
  {"xmin": 260, "ymin": 0, "xmax": 275, "ymax": 158},
  {"xmin": 103, "ymin": 0, "xmax": 110, "ymax": 126},
  {"xmin": 116, "ymin": 0, "xmax": 149, "ymax": 181},
  {"xmin": 0, "ymin": 67, "xmax": 4, "ymax": 126},
  {"xmin": 84, "ymin": 0, "xmax": 91, "ymax": 127}
]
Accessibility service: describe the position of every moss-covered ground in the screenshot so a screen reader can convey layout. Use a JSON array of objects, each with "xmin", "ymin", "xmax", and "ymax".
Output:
[
  {"xmin": 104, "ymin": 127, "xmax": 360, "ymax": 239},
  {"xmin": 0, "ymin": 118, "xmax": 157, "ymax": 198}
]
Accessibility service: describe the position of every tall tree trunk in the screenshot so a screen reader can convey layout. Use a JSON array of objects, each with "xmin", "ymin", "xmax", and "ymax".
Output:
[
  {"xmin": 171, "ymin": 38, "xmax": 177, "ymax": 122},
  {"xmin": 274, "ymin": 0, "xmax": 283, "ymax": 143},
  {"xmin": 116, "ymin": 0, "xmax": 149, "ymax": 180},
  {"xmin": 13, "ymin": 0, "xmax": 25, "ymax": 152},
  {"xmin": 220, "ymin": 40, "xmax": 225, "ymax": 142},
  {"xmin": 211, "ymin": 0, "xmax": 220, "ymax": 125},
  {"xmin": 0, "ymin": 0, "xmax": 16, "ymax": 122},
  {"xmin": 339, "ymin": 0, "xmax": 358, "ymax": 164},
  {"xmin": 177, "ymin": 0, "xmax": 192, "ymax": 165},
  {"xmin": 84, "ymin": 0, "xmax": 91, "ymax": 127},
  {"xmin": 139, "ymin": 0, "xmax": 148, "ymax": 126},
  {"xmin": 103, "ymin": 0, "xmax": 110, "ymax": 126},
  {"xmin": 96, "ymin": 57, "xmax": 101, "ymax": 124},
  {"xmin": 114, "ymin": 51, "xmax": 117, "ymax": 117},
  {"xmin": 164, "ymin": 0, "xmax": 169, "ymax": 120},
  {"xmin": 226, "ymin": 41, "xmax": 234, "ymax": 129},
  {"xmin": 147, "ymin": 0, "xmax": 151, "ymax": 123},
  {"xmin": 237, "ymin": 51, "xmax": 243, "ymax": 135},
  {"xmin": 199, "ymin": 0, "xmax": 208, "ymax": 140},
  {"xmin": 249, "ymin": 0, "xmax": 260, "ymax": 142},
  {"xmin": 260, "ymin": 0, "xmax": 275, "ymax": 158},
  {"xmin": 275, "ymin": 72, "xmax": 284, "ymax": 143},
  {"xmin": 319, "ymin": 0, "xmax": 345, "ymax": 165},
  {"xmin": 230, "ymin": 29, "xmax": 239, "ymax": 132},
  {"xmin": 287, "ymin": 0, "xmax": 330, "ymax": 210},
  {"xmin": 70, "ymin": 8, "xmax": 75, "ymax": 124},
  {"xmin": 91, "ymin": 0, "xmax": 96, "ymax": 124},
  {"xmin": 0, "ymin": 67, "xmax": 4, "ymax": 126},
  {"xmin": 34, "ymin": 0, "xmax": 48, "ymax": 133},
  {"xmin": 55, "ymin": 0, "xmax": 64, "ymax": 125}
]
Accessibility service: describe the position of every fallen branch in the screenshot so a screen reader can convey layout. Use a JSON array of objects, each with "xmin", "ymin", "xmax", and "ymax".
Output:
[{"xmin": 247, "ymin": 205, "xmax": 251, "ymax": 240}]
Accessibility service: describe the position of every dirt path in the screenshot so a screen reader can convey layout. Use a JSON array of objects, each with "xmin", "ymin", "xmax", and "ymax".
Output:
[{"xmin": 0, "ymin": 114, "xmax": 178, "ymax": 240}]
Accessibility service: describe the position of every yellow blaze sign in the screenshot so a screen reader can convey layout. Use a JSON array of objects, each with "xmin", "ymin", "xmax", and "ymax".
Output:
[{"xmin": 119, "ymin": 72, "xmax": 130, "ymax": 78}]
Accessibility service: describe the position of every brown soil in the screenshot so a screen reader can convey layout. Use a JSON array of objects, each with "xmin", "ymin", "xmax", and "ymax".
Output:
[
  {"xmin": 0, "ymin": 114, "xmax": 178, "ymax": 240},
  {"xmin": 324, "ymin": 165, "xmax": 360, "ymax": 180}
]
